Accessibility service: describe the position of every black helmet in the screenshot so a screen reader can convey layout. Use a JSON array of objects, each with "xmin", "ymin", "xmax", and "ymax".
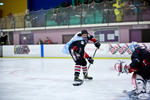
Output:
[{"xmin": 81, "ymin": 30, "xmax": 88, "ymax": 35}]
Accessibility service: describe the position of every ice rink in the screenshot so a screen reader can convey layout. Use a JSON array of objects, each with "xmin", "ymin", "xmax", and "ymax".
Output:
[{"xmin": 0, "ymin": 58, "xmax": 133, "ymax": 100}]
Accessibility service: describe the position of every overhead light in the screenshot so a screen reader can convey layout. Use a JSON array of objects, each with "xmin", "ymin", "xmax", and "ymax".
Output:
[{"xmin": 0, "ymin": 3, "xmax": 4, "ymax": 5}]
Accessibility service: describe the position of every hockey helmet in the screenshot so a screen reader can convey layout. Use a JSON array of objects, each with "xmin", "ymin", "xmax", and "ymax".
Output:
[
  {"xmin": 81, "ymin": 30, "xmax": 88, "ymax": 35},
  {"xmin": 129, "ymin": 41, "xmax": 139, "ymax": 53}
]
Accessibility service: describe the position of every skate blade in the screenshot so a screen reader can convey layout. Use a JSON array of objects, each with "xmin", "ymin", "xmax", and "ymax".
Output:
[
  {"xmin": 73, "ymin": 81, "xmax": 83, "ymax": 86},
  {"xmin": 84, "ymin": 78, "xmax": 93, "ymax": 81}
]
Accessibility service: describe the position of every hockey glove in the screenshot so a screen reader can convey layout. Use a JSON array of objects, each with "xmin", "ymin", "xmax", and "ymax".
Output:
[
  {"xmin": 114, "ymin": 60, "xmax": 130, "ymax": 74},
  {"xmin": 88, "ymin": 57, "xmax": 94, "ymax": 64},
  {"xmin": 94, "ymin": 41, "xmax": 101, "ymax": 49}
]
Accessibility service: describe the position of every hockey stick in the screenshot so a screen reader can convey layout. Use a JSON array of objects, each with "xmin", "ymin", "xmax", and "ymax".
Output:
[
  {"xmin": 85, "ymin": 48, "xmax": 98, "ymax": 78},
  {"xmin": 87, "ymin": 48, "xmax": 98, "ymax": 70}
]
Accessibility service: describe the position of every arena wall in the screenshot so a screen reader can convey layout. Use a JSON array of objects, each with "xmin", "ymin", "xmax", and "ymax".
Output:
[
  {"xmin": 0, "ymin": 0, "xmax": 27, "ymax": 17},
  {"xmin": 13, "ymin": 24, "xmax": 150, "ymax": 45}
]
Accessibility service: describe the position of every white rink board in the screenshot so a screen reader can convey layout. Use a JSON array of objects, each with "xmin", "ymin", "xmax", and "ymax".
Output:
[
  {"xmin": 3, "ymin": 45, "xmax": 41, "ymax": 57},
  {"xmin": 2, "ymin": 43, "xmax": 150, "ymax": 58},
  {"xmin": 44, "ymin": 44, "xmax": 70, "ymax": 57},
  {"xmin": 44, "ymin": 43, "xmax": 150, "ymax": 58}
]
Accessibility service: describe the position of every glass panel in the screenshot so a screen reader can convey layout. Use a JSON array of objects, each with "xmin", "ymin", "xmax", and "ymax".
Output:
[
  {"xmin": 69, "ymin": 6, "xmax": 81, "ymax": 25},
  {"xmin": 0, "ymin": 18, "xmax": 7, "ymax": 29},
  {"xmin": 29, "ymin": 10, "xmax": 47, "ymax": 27},
  {"xmin": 46, "ymin": 9, "xmax": 57, "ymax": 26},
  {"xmin": 1, "ymin": 0, "xmax": 150, "ymax": 29},
  {"xmin": 15, "ymin": 16, "xmax": 24, "ymax": 28}
]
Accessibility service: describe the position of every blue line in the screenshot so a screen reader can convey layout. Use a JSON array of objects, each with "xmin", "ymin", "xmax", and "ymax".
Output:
[{"xmin": 41, "ymin": 44, "xmax": 44, "ymax": 57}]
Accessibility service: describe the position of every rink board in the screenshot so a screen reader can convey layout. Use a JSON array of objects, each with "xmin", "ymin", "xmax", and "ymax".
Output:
[
  {"xmin": 0, "ymin": 46, "xmax": 2, "ymax": 57},
  {"xmin": 2, "ymin": 43, "xmax": 150, "ymax": 58}
]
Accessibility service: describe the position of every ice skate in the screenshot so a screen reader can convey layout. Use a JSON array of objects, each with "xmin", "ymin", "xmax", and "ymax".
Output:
[
  {"xmin": 84, "ymin": 73, "xmax": 93, "ymax": 80},
  {"xmin": 73, "ymin": 76, "xmax": 83, "ymax": 86},
  {"xmin": 126, "ymin": 88, "xmax": 150, "ymax": 100},
  {"xmin": 138, "ymin": 92, "xmax": 150, "ymax": 100},
  {"xmin": 74, "ymin": 76, "xmax": 83, "ymax": 82}
]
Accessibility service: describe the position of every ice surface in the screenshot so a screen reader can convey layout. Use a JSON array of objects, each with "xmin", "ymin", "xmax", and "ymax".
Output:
[{"xmin": 0, "ymin": 58, "xmax": 133, "ymax": 100}]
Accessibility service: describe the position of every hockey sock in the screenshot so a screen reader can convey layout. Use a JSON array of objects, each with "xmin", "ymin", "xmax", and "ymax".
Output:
[
  {"xmin": 74, "ymin": 65, "xmax": 81, "ymax": 77},
  {"xmin": 82, "ymin": 66, "xmax": 88, "ymax": 74}
]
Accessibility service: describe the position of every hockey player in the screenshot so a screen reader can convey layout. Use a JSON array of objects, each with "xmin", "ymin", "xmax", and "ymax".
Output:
[
  {"xmin": 115, "ymin": 42, "xmax": 150, "ymax": 99},
  {"xmin": 62, "ymin": 30, "xmax": 100, "ymax": 83}
]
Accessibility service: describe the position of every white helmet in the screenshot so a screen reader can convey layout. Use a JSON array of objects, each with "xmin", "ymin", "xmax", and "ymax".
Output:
[{"xmin": 129, "ymin": 41, "xmax": 139, "ymax": 53}]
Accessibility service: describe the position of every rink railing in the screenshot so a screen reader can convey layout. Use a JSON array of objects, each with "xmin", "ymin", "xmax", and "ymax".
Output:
[{"xmin": 1, "ymin": 43, "xmax": 150, "ymax": 59}]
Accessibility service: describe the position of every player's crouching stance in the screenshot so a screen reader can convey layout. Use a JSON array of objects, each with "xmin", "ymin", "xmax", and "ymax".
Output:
[
  {"xmin": 114, "ymin": 42, "xmax": 150, "ymax": 99},
  {"xmin": 62, "ymin": 30, "xmax": 100, "ymax": 86}
]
